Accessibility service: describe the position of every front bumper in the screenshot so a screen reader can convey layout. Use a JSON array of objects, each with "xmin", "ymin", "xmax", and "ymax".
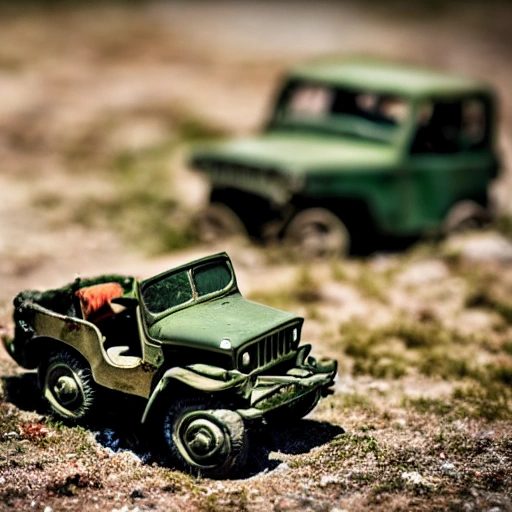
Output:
[
  {"xmin": 142, "ymin": 345, "xmax": 337, "ymax": 424},
  {"xmin": 238, "ymin": 351, "xmax": 337, "ymax": 420}
]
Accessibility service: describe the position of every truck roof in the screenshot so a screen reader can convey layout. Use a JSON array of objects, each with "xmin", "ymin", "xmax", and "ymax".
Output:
[{"xmin": 288, "ymin": 59, "xmax": 493, "ymax": 98}]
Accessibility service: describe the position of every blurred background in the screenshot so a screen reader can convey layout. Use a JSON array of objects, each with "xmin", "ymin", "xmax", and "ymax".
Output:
[{"xmin": 0, "ymin": 0, "xmax": 511, "ymax": 298}]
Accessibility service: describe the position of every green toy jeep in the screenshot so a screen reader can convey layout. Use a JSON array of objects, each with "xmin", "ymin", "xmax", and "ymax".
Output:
[
  {"xmin": 5, "ymin": 252, "xmax": 336, "ymax": 477},
  {"xmin": 190, "ymin": 59, "xmax": 500, "ymax": 258}
]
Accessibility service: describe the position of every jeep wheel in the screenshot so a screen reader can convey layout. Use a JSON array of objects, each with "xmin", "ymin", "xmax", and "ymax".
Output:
[
  {"xmin": 265, "ymin": 390, "xmax": 321, "ymax": 424},
  {"xmin": 39, "ymin": 351, "xmax": 97, "ymax": 421},
  {"xmin": 443, "ymin": 200, "xmax": 491, "ymax": 235},
  {"xmin": 162, "ymin": 396, "xmax": 248, "ymax": 478},
  {"xmin": 284, "ymin": 208, "xmax": 350, "ymax": 260},
  {"xmin": 193, "ymin": 203, "xmax": 247, "ymax": 243}
]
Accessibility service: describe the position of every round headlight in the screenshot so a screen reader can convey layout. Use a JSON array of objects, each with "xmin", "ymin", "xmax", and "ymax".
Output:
[
  {"xmin": 219, "ymin": 339, "xmax": 231, "ymax": 350},
  {"xmin": 241, "ymin": 352, "xmax": 251, "ymax": 368}
]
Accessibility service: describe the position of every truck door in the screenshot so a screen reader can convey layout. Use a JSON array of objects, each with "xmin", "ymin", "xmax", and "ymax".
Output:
[{"xmin": 405, "ymin": 95, "xmax": 497, "ymax": 232}]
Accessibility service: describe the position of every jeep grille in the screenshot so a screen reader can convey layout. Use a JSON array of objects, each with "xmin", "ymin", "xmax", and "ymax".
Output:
[
  {"xmin": 237, "ymin": 323, "xmax": 300, "ymax": 373},
  {"xmin": 197, "ymin": 159, "xmax": 292, "ymax": 205}
]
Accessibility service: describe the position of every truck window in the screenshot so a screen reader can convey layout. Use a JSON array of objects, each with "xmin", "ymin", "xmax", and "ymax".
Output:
[
  {"xmin": 274, "ymin": 81, "xmax": 409, "ymax": 143},
  {"xmin": 286, "ymin": 84, "xmax": 408, "ymax": 126},
  {"xmin": 142, "ymin": 270, "xmax": 193, "ymax": 314},
  {"xmin": 411, "ymin": 97, "xmax": 489, "ymax": 154},
  {"xmin": 461, "ymin": 99, "xmax": 487, "ymax": 148},
  {"xmin": 288, "ymin": 84, "xmax": 332, "ymax": 117},
  {"xmin": 193, "ymin": 261, "xmax": 232, "ymax": 297}
]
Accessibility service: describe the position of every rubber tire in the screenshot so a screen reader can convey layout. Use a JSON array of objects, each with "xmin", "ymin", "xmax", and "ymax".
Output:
[
  {"xmin": 443, "ymin": 200, "xmax": 491, "ymax": 235},
  {"xmin": 193, "ymin": 203, "xmax": 247, "ymax": 244},
  {"xmin": 284, "ymin": 208, "xmax": 350, "ymax": 260},
  {"xmin": 265, "ymin": 390, "xmax": 321, "ymax": 424},
  {"xmin": 161, "ymin": 396, "xmax": 248, "ymax": 478},
  {"xmin": 39, "ymin": 351, "xmax": 97, "ymax": 421}
]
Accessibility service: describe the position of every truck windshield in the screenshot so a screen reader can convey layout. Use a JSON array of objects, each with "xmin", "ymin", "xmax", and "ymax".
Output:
[
  {"xmin": 142, "ymin": 260, "xmax": 233, "ymax": 314},
  {"xmin": 271, "ymin": 81, "xmax": 409, "ymax": 143},
  {"xmin": 142, "ymin": 270, "xmax": 193, "ymax": 314},
  {"xmin": 193, "ymin": 261, "xmax": 232, "ymax": 297}
]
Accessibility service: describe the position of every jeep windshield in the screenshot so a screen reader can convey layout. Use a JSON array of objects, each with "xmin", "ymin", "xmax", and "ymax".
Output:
[
  {"xmin": 270, "ymin": 80, "xmax": 410, "ymax": 144},
  {"xmin": 141, "ymin": 259, "xmax": 233, "ymax": 315}
]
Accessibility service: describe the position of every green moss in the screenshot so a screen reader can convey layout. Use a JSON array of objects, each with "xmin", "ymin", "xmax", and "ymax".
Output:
[
  {"xmin": 69, "ymin": 142, "xmax": 195, "ymax": 255},
  {"xmin": 487, "ymin": 361, "xmax": 512, "ymax": 386},
  {"xmin": 331, "ymin": 432, "xmax": 382, "ymax": 458},
  {"xmin": 403, "ymin": 396, "xmax": 456, "ymax": 417},
  {"xmin": 330, "ymin": 260, "xmax": 392, "ymax": 303},
  {"xmin": 247, "ymin": 266, "xmax": 321, "ymax": 310},
  {"xmin": 295, "ymin": 266, "xmax": 322, "ymax": 302},
  {"xmin": 176, "ymin": 113, "xmax": 227, "ymax": 143},
  {"xmin": 503, "ymin": 341, "xmax": 512, "ymax": 356},
  {"xmin": 339, "ymin": 392, "xmax": 374, "ymax": 412},
  {"xmin": 336, "ymin": 315, "xmax": 490, "ymax": 382},
  {"xmin": 465, "ymin": 286, "xmax": 512, "ymax": 324},
  {"xmin": 418, "ymin": 349, "xmax": 475, "ymax": 380},
  {"xmin": 495, "ymin": 214, "xmax": 512, "ymax": 240},
  {"xmin": 407, "ymin": 382, "xmax": 512, "ymax": 421}
]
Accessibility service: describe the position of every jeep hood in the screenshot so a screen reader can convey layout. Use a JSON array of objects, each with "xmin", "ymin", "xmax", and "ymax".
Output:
[
  {"xmin": 148, "ymin": 293, "xmax": 299, "ymax": 352},
  {"xmin": 192, "ymin": 133, "xmax": 399, "ymax": 173}
]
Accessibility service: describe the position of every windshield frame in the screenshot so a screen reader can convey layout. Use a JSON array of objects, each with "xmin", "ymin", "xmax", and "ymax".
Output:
[{"xmin": 138, "ymin": 253, "xmax": 237, "ymax": 324}]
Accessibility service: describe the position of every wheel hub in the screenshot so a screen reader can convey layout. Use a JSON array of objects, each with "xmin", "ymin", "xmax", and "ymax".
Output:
[
  {"xmin": 183, "ymin": 418, "xmax": 225, "ymax": 461},
  {"xmin": 53, "ymin": 375, "xmax": 80, "ymax": 405}
]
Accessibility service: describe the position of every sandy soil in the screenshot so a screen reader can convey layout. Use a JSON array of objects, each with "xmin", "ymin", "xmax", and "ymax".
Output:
[{"xmin": 1, "ymin": 2, "xmax": 512, "ymax": 511}]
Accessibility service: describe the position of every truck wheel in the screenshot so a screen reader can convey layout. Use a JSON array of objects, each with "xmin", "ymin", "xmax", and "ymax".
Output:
[
  {"xmin": 193, "ymin": 203, "xmax": 247, "ymax": 243},
  {"xmin": 39, "ymin": 351, "xmax": 97, "ymax": 421},
  {"xmin": 443, "ymin": 200, "xmax": 491, "ymax": 235},
  {"xmin": 284, "ymin": 208, "xmax": 350, "ymax": 260},
  {"xmin": 265, "ymin": 390, "xmax": 321, "ymax": 424},
  {"xmin": 162, "ymin": 396, "xmax": 248, "ymax": 478}
]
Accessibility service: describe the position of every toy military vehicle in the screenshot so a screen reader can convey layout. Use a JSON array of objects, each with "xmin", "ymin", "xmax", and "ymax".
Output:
[
  {"xmin": 190, "ymin": 59, "xmax": 500, "ymax": 258},
  {"xmin": 5, "ymin": 252, "xmax": 337, "ymax": 477}
]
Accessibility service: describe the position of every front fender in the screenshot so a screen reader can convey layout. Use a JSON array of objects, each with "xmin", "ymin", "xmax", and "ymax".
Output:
[{"xmin": 141, "ymin": 364, "xmax": 252, "ymax": 423}]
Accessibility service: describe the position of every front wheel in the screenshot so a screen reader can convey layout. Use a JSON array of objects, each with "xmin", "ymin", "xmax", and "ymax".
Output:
[
  {"xmin": 161, "ymin": 396, "xmax": 248, "ymax": 478},
  {"xmin": 193, "ymin": 203, "xmax": 247, "ymax": 244},
  {"xmin": 284, "ymin": 208, "xmax": 350, "ymax": 260}
]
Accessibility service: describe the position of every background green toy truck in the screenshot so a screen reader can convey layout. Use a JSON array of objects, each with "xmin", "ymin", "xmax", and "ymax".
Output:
[
  {"xmin": 190, "ymin": 59, "xmax": 500, "ymax": 258},
  {"xmin": 5, "ymin": 252, "xmax": 337, "ymax": 478}
]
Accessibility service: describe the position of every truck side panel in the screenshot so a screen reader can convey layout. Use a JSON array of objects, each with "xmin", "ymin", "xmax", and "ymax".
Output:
[{"xmin": 12, "ymin": 302, "xmax": 155, "ymax": 399}]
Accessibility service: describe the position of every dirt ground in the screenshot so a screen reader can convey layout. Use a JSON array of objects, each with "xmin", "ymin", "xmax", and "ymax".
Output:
[{"xmin": 1, "ymin": 1, "xmax": 512, "ymax": 511}]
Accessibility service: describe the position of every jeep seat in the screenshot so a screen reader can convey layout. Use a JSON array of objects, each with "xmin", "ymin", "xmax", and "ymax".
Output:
[{"xmin": 75, "ymin": 282, "xmax": 125, "ymax": 323}]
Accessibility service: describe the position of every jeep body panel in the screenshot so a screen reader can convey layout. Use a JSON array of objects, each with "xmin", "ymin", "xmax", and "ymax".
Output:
[
  {"xmin": 148, "ymin": 293, "xmax": 298, "ymax": 352},
  {"xmin": 7, "ymin": 303, "xmax": 154, "ymax": 398},
  {"xmin": 192, "ymin": 134, "xmax": 400, "ymax": 173}
]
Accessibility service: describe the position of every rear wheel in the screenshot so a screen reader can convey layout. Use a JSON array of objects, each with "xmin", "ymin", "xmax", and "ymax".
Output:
[
  {"xmin": 284, "ymin": 208, "xmax": 350, "ymax": 260},
  {"xmin": 193, "ymin": 203, "xmax": 247, "ymax": 243},
  {"xmin": 39, "ymin": 351, "xmax": 97, "ymax": 421},
  {"xmin": 161, "ymin": 396, "xmax": 248, "ymax": 478}
]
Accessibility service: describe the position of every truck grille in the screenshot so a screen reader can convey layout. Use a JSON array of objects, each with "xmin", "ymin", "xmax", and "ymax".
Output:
[
  {"xmin": 237, "ymin": 324, "xmax": 300, "ymax": 373},
  {"xmin": 196, "ymin": 159, "xmax": 292, "ymax": 205}
]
